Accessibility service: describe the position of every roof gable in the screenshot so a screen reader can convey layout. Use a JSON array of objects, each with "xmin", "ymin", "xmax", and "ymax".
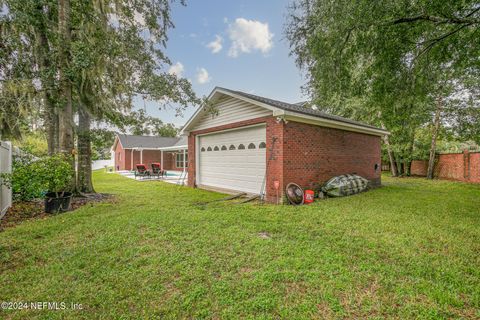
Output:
[{"xmin": 187, "ymin": 95, "xmax": 272, "ymax": 132}]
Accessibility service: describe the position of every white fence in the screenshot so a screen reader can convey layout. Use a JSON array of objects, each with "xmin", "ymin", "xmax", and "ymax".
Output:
[
  {"xmin": 0, "ymin": 141, "xmax": 12, "ymax": 218},
  {"xmin": 92, "ymin": 159, "xmax": 113, "ymax": 171}
]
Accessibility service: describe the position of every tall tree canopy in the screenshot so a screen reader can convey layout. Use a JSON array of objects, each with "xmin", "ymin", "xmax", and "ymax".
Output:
[
  {"xmin": 0, "ymin": 0, "xmax": 199, "ymax": 191},
  {"xmin": 285, "ymin": 0, "xmax": 479, "ymax": 175}
]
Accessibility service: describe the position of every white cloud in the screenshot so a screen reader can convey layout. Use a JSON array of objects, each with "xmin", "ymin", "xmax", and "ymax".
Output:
[
  {"xmin": 206, "ymin": 35, "xmax": 223, "ymax": 54},
  {"xmin": 227, "ymin": 18, "xmax": 274, "ymax": 57},
  {"xmin": 168, "ymin": 62, "xmax": 184, "ymax": 78},
  {"xmin": 196, "ymin": 68, "xmax": 211, "ymax": 84}
]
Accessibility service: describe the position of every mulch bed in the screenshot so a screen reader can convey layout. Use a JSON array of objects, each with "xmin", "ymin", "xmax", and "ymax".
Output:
[{"xmin": 0, "ymin": 193, "xmax": 114, "ymax": 231}]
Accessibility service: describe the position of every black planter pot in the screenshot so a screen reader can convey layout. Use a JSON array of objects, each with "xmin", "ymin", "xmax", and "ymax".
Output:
[{"xmin": 45, "ymin": 192, "xmax": 73, "ymax": 213}]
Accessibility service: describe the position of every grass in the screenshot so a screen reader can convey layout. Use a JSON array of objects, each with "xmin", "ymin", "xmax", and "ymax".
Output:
[{"xmin": 1, "ymin": 171, "xmax": 479, "ymax": 319}]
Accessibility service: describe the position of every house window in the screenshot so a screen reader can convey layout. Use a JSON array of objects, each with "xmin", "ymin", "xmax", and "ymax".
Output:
[
  {"xmin": 259, "ymin": 142, "xmax": 266, "ymax": 149},
  {"xmin": 213, "ymin": 146, "xmax": 219, "ymax": 151},
  {"xmin": 118, "ymin": 152, "xmax": 121, "ymax": 161},
  {"xmin": 229, "ymin": 145, "xmax": 236, "ymax": 150},
  {"xmin": 221, "ymin": 145, "xmax": 227, "ymax": 151},
  {"xmin": 207, "ymin": 147, "xmax": 212, "ymax": 151},
  {"xmin": 248, "ymin": 143, "xmax": 256, "ymax": 149},
  {"xmin": 176, "ymin": 153, "xmax": 188, "ymax": 168},
  {"xmin": 238, "ymin": 144, "xmax": 245, "ymax": 150},
  {"xmin": 201, "ymin": 147, "xmax": 205, "ymax": 152}
]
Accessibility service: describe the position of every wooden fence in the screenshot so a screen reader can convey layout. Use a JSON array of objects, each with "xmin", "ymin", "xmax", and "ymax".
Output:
[{"xmin": 0, "ymin": 141, "xmax": 12, "ymax": 218}]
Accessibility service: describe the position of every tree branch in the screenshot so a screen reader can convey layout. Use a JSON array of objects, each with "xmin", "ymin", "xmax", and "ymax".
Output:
[
  {"xmin": 391, "ymin": 12, "xmax": 479, "ymax": 26},
  {"xmin": 414, "ymin": 23, "xmax": 472, "ymax": 60}
]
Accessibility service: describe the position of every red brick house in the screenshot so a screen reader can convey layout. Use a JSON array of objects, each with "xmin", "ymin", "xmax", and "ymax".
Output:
[
  {"xmin": 111, "ymin": 134, "xmax": 188, "ymax": 172},
  {"xmin": 181, "ymin": 87, "xmax": 388, "ymax": 203}
]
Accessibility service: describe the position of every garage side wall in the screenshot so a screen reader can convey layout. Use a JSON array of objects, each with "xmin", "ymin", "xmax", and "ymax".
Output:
[{"xmin": 282, "ymin": 122, "xmax": 382, "ymax": 191}]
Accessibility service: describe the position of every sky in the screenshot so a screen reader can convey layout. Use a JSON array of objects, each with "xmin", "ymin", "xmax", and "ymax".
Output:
[{"xmin": 137, "ymin": 0, "xmax": 307, "ymax": 127}]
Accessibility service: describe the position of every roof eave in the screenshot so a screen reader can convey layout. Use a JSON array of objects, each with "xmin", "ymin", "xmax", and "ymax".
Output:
[
  {"xmin": 283, "ymin": 111, "xmax": 390, "ymax": 136},
  {"xmin": 158, "ymin": 145, "xmax": 188, "ymax": 151}
]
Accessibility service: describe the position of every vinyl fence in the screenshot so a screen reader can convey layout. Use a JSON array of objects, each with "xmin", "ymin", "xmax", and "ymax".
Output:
[
  {"xmin": 0, "ymin": 141, "xmax": 12, "ymax": 218},
  {"xmin": 92, "ymin": 159, "xmax": 114, "ymax": 171}
]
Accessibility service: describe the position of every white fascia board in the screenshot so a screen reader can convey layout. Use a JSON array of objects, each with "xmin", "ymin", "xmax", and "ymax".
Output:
[
  {"xmin": 283, "ymin": 111, "xmax": 390, "ymax": 136},
  {"xmin": 130, "ymin": 146, "xmax": 187, "ymax": 151},
  {"xmin": 158, "ymin": 145, "xmax": 188, "ymax": 151}
]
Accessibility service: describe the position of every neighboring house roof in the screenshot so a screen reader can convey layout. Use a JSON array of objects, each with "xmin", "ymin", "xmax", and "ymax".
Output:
[
  {"xmin": 172, "ymin": 136, "xmax": 188, "ymax": 147},
  {"xmin": 113, "ymin": 134, "xmax": 185, "ymax": 150},
  {"xmin": 181, "ymin": 87, "xmax": 389, "ymax": 136}
]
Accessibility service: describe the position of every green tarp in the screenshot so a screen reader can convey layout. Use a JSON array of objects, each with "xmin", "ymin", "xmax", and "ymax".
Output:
[{"xmin": 322, "ymin": 174, "xmax": 369, "ymax": 197}]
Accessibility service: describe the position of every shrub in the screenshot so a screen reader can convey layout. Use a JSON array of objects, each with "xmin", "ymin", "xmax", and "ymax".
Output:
[
  {"xmin": 0, "ymin": 153, "xmax": 45, "ymax": 201},
  {"xmin": 0, "ymin": 153, "xmax": 75, "ymax": 201},
  {"xmin": 37, "ymin": 154, "xmax": 75, "ymax": 197}
]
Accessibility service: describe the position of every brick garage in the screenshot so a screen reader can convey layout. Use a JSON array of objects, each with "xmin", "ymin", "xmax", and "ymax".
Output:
[
  {"xmin": 411, "ymin": 150, "xmax": 480, "ymax": 183},
  {"xmin": 184, "ymin": 87, "xmax": 386, "ymax": 204}
]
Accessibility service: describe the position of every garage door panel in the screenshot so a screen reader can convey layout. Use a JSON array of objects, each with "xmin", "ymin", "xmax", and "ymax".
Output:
[{"xmin": 198, "ymin": 125, "xmax": 266, "ymax": 194}]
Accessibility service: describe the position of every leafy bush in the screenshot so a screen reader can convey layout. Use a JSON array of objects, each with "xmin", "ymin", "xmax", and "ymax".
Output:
[
  {"xmin": 13, "ymin": 132, "xmax": 49, "ymax": 157},
  {"xmin": 0, "ymin": 153, "xmax": 44, "ymax": 201},
  {"xmin": 0, "ymin": 153, "xmax": 74, "ymax": 201},
  {"xmin": 37, "ymin": 154, "xmax": 75, "ymax": 197}
]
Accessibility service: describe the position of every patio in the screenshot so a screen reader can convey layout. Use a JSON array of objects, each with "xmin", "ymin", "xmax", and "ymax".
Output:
[{"xmin": 116, "ymin": 170, "xmax": 188, "ymax": 185}]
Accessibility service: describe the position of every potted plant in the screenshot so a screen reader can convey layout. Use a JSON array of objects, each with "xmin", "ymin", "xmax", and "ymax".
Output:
[{"xmin": 39, "ymin": 154, "xmax": 75, "ymax": 213}]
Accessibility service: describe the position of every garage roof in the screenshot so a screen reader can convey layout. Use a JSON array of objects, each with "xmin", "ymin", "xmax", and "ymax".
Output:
[
  {"xmin": 181, "ymin": 87, "xmax": 389, "ymax": 136},
  {"xmin": 217, "ymin": 87, "xmax": 384, "ymax": 132}
]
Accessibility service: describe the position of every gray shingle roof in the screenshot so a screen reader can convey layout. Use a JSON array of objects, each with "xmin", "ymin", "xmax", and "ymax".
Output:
[
  {"xmin": 172, "ymin": 136, "xmax": 188, "ymax": 147},
  {"xmin": 117, "ymin": 134, "xmax": 183, "ymax": 149},
  {"xmin": 217, "ymin": 87, "xmax": 385, "ymax": 132}
]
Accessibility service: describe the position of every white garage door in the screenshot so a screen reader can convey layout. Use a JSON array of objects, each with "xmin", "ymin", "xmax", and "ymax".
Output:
[{"xmin": 198, "ymin": 125, "xmax": 266, "ymax": 194}]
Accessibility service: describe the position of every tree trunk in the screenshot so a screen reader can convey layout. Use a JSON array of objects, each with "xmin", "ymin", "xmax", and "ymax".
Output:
[
  {"xmin": 404, "ymin": 130, "xmax": 416, "ymax": 176},
  {"xmin": 379, "ymin": 118, "xmax": 397, "ymax": 176},
  {"xmin": 427, "ymin": 96, "xmax": 442, "ymax": 179},
  {"xmin": 77, "ymin": 106, "xmax": 95, "ymax": 193},
  {"xmin": 383, "ymin": 135, "xmax": 397, "ymax": 176},
  {"xmin": 396, "ymin": 160, "xmax": 404, "ymax": 176},
  {"xmin": 58, "ymin": 0, "xmax": 74, "ymax": 156},
  {"xmin": 35, "ymin": 3, "xmax": 58, "ymax": 154}
]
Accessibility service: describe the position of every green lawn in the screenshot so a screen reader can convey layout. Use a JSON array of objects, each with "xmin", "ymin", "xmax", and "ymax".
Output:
[{"xmin": 1, "ymin": 171, "xmax": 479, "ymax": 319}]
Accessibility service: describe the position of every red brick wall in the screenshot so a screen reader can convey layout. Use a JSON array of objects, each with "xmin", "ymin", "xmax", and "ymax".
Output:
[
  {"xmin": 411, "ymin": 160, "xmax": 428, "ymax": 176},
  {"xmin": 471, "ymin": 152, "xmax": 480, "ymax": 183},
  {"xmin": 114, "ymin": 142, "xmax": 181, "ymax": 171},
  {"xmin": 265, "ymin": 117, "xmax": 285, "ymax": 204},
  {"xmin": 411, "ymin": 151, "xmax": 480, "ymax": 183},
  {"xmin": 114, "ymin": 141, "xmax": 126, "ymax": 171},
  {"xmin": 282, "ymin": 122, "xmax": 382, "ymax": 195},
  {"xmin": 187, "ymin": 134, "xmax": 196, "ymax": 186}
]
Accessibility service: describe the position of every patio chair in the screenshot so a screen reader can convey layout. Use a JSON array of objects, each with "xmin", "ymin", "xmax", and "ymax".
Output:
[
  {"xmin": 151, "ymin": 163, "xmax": 165, "ymax": 179},
  {"xmin": 134, "ymin": 164, "xmax": 151, "ymax": 179}
]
